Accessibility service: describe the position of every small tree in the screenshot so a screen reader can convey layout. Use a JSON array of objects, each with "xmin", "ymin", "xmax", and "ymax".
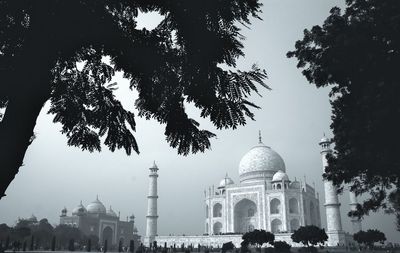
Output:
[
  {"xmin": 51, "ymin": 236, "xmax": 56, "ymax": 251},
  {"xmin": 353, "ymin": 229, "xmax": 386, "ymax": 249},
  {"xmin": 129, "ymin": 240, "xmax": 134, "ymax": 253},
  {"xmin": 29, "ymin": 235, "xmax": 34, "ymax": 251},
  {"xmin": 222, "ymin": 241, "xmax": 235, "ymax": 253},
  {"xmin": 119, "ymin": 240, "xmax": 123, "ymax": 252},
  {"xmin": 103, "ymin": 240, "xmax": 108, "ymax": 253},
  {"xmin": 5, "ymin": 236, "xmax": 10, "ymax": 250},
  {"xmin": 240, "ymin": 239, "xmax": 249, "ymax": 253},
  {"xmin": 87, "ymin": 238, "xmax": 92, "ymax": 252},
  {"xmin": 291, "ymin": 226, "xmax": 328, "ymax": 251},
  {"xmin": 273, "ymin": 241, "xmax": 291, "ymax": 253},
  {"xmin": 242, "ymin": 229, "xmax": 274, "ymax": 251},
  {"xmin": 68, "ymin": 239, "xmax": 75, "ymax": 251}
]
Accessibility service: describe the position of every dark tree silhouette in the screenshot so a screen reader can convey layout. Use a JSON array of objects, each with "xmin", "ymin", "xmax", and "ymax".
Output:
[
  {"xmin": 0, "ymin": 224, "xmax": 11, "ymax": 242},
  {"xmin": 242, "ymin": 229, "xmax": 274, "ymax": 251},
  {"xmin": 353, "ymin": 229, "xmax": 386, "ymax": 249},
  {"xmin": 0, "ymin": 1, "xmax": 267, "ymax": 199},
  {"xmin": 291, "ymin": 226, "xmax": 328, "ymax": 249},
  {"xmin": 287, "ymin": 0, "xmax": 400, "ymax": 227},
  {"xmin": 54, "ymin": 225, "xmax": 82, "ymax": 250},
  {"xmin": 221, "ymin": 241, "xmax": 234, "ymax": 253},
  {"xmin": 129, "ymin": 240, "xmax": 134, "ymax": 253},
  {"xmin": 103, "ymin": 239, "xmax": 108, "ymax": 253},
  {"xmin": 87, "ymin": 238, "xmax": 92, "ymax": 252},
  {"xmin": 273, "ymin": 241, "xmax": 291, "ymax": 253},
  {"xmin": 119, "ymin": 240, "xmax": 123, "ymax": 252},
  {"xmin": 51, "ymin": 236, "xmax": 56, "ymax": 251}
]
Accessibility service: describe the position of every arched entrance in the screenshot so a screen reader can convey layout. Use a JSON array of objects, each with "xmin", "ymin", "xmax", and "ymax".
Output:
[
  {"xmin": 270, "ymin": 198, "xmax": 281, "ymax": 214},
  {"xmin": 213, "ymin": 203, "xmax": 222, "ymax": 217},
  {"xmin": 289, "ymin": 198, "xmax": 299, "ymax": 214},
  {"xmin": 213, "ymin": 222, "xmax": 222, "ymax": 234},
  {"xmin": 290, "ymin": 219, "xmax": 300, "ymax": 232},
  {"xmin": 271, "ymin": 219, "xmax": 282, "ymax": 233},
  {"xmin": 234, "ymin": 198, "xmax": 257, "ymax": 233},
  {"xmin": 310, "ymin": 202, "xmax": 317, "ymax": 225},
  {"xmin": 102, "ymin": 226, "xmax": 113, "ymax": 246}
]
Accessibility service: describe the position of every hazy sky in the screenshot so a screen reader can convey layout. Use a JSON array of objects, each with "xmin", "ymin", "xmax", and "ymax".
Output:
[{"xmin": 1, "ymin": 0, "xmax": 399, "ymax": 243}]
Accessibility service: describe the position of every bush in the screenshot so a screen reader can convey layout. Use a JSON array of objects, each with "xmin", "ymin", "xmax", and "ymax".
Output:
[
  {"xmin": 273, "ymin": 241, "xmax": 291, "ymax": 253},
  {"xmin": 222, "ymin": 242, "xmax": 235, "ymax": 253}
]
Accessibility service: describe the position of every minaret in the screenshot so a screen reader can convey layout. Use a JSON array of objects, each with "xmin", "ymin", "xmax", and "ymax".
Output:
[
  {"xmin": 145, "ymin": 161, "xmax": 159, "ymax": 245},
  {"xmin": 319, "ymin": 136, "xmax": 343, "ymax": 232},
  {"xmin": 349, "ymin": 191, "xmax": 362, "ymax": 233}
]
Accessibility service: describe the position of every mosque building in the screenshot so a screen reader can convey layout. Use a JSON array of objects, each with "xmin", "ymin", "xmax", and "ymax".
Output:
[
  {"xmin": 59, "ymin": 197, "xmax": 140, "ymax": 247},
  {"xmin": 144, "ymin": 134, "xmax": 362, "ymax": 247}
]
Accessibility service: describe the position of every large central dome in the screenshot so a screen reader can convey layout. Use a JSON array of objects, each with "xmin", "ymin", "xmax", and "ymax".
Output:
[
  {"xmin": 86, "ymin": 196, "xmax": 107, "ymax": 214},
  {"xmin": 238, "ymin": 141, "xmax": 285, "ymax": 183}
]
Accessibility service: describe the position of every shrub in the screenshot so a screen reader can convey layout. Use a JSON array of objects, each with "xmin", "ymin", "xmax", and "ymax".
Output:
[{"xmin": 273, "ymin": 241, "xmax": 291, "ymax": 253}]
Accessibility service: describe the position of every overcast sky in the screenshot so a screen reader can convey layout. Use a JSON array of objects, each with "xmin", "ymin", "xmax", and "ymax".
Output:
[{"xmin": 1, "ymin": 0, "xmax": 399, "ymax": 243}]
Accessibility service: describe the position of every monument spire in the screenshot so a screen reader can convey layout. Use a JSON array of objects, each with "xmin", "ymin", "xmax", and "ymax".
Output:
[
  {"xmin": 319, "ymin": 135, "xmax": 345, "ymax": 245},
  {"xmin": 349, "ymin": 188, "xmax": 362, "ymax": 233},
  {"xmin": 145, "ymin": 161, "xmax": 159, "ymax": 246}
]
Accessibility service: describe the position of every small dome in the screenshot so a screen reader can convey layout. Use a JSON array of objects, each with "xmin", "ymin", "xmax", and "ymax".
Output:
[
  {"xmin": 72, "ymin": 201, "xmax": 87, "ymax": 216},
  {"xmin": 28, "ymin": 214, "xmax": 37, "ymax": 223},
  {"xmin": 272, "ymin": 170, "xmax": 289, "ymax": 182},
  {"xmin": 107, "ymin": 206, "xmax": 117, "ymax": 217},
  {"xmin": 239, "ymin": 142, "xmax": 285, "ymax": 183},
  {"xmin": 218, "ymin": 176, "xmax": 234, "ymax": 188},
  {"xmin": 87, "ymin": 196, "xmax": 107, "ymax": 214},
  {"xmin": 133, "ymin": 227, "xmax": 138, "ymax": 233}
]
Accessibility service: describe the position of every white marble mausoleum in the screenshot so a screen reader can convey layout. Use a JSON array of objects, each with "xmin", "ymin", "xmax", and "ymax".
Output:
[{"xmin": 144, "ymin": 134, "xmax": 361, "ymax": 248}]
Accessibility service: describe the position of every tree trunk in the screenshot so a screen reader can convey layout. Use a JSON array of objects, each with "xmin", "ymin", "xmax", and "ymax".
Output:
[{"xmin": 0, "ymin": 86, "xmax": 50, "ymax": 199}]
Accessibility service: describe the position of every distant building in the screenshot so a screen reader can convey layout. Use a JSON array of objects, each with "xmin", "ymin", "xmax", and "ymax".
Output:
[{"xmin": 60, "ymin": 197, "xmax": 140, "ymax": 247}]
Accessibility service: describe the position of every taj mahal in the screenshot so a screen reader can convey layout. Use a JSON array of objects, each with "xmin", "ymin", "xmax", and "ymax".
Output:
[{"xmin": 143, "ymin": 134, "xmax": 363, "ymax": 248}]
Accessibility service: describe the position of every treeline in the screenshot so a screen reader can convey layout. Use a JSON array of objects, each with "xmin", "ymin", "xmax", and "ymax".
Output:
[{"xmin": 0, "ymin": 217, "xmax": 99, "ymax": 251}]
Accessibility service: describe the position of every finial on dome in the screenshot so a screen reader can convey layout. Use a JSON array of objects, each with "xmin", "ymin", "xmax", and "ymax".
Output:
[{"xmin": 258, "ymin": 130, "xmax": 262, "ymax": 144}]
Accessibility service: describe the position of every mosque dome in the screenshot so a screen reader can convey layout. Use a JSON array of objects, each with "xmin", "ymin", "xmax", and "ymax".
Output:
[
  {"xmin": 72, "ymin": 201, "xmax": 87, "ymax": 216},
  {"xmin": 107, "ymin": 206, "xmax": 117, "ymax": 217},
  {"xmin": 218, "ymin": 175, "xmax": 234, "ymax": 188},
  {"xmin": 272, "ymin": 170, "xmax": 289, "ymax": 182},
  {"xmin": 28, "ymin": 214, "xmax": 38, "ymax": 223},
  {"xmin": 239, "ymin": 136, "xmax": 285, "ymax": 183},
  {"xmin": 86, "ymin": 197, "xmax": 107, "ymax": 214}
]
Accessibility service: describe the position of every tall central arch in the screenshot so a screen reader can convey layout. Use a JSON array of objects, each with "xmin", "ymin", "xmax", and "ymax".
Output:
[
  {"xmin": 234, "ymin": 198, "xmax": 257, "ymax": 233},
  {"xmin": 102, "ymin": 226, "xmax": 113, "ymax": 245}
]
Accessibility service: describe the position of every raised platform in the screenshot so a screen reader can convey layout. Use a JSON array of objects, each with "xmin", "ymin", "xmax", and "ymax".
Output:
[{"xmin": 146, "ymin": 231, "xmax": 354, "ymax": 248}]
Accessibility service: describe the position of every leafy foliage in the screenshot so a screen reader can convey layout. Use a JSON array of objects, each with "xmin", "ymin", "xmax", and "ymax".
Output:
[
  {"xmin": 0, "ymin": 0, "xmax": 267, "ymax": 198},
  {"xmin": 273, "ymin": 241, "xmax": 291, "ymax": 253},
  {"xmin": 221, "ymin": 241, "xmax": 235, "ymax": 253},
  {"xmin": 353, "ymin": 229, "xmax": 386, "ymax": 249},
  {"xmin": 291, "ymin": 226, "xmax": 328, "ymax": 248},
  {"xmin": 287, "ymin": 0, "xmax": 400, "ymax": 225},
  {"xmin": 242, "ymin": 229, "xmax": 274, "ymax": 249}
]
